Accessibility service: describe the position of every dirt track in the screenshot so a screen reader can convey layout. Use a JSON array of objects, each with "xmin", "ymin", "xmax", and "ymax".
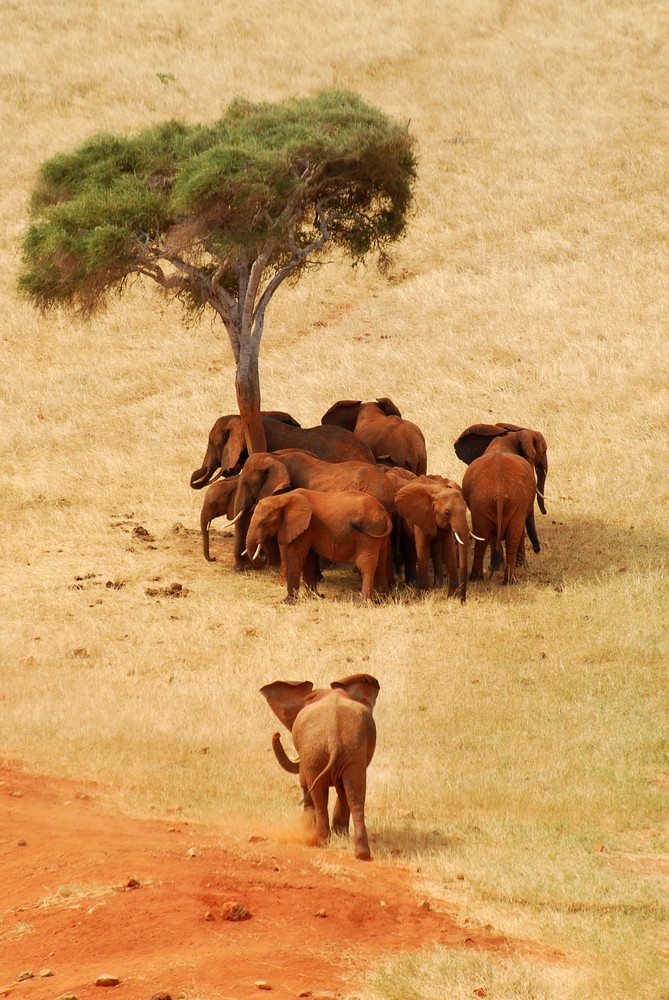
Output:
[{"xmin": 0, "ymin": 764, "xmax": 560, "ymax": 1000}]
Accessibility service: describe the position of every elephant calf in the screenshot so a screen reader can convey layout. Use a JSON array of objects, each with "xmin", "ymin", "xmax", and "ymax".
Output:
[
  {"xmin": 260, "ymin": 674, "xmax": 380, "ymax": 860},
  {"xmin": 245, "ymin": 488, "xmax": 393, "ymax": 604}
]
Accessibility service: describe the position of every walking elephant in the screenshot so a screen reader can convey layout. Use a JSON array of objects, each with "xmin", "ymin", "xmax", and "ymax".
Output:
[
  {"xmin": 322, "ymin": 397, "xmax": 427, "ymax": 475},
  {"xmin": 191, "ymin": 411, "xmax": 375, "ymax": 490},
  {"xmin": 260, "ymin": 673, "xmax": 380, "ymax": 860},
  {"xmin": 245, "ymin": 489, "xmax": 392, "ymax": 603},
  {"xmin": 395, "ymin": 478, "xmax": 470, "ymax": 599},
  {"xmin": 461, "ymin": 452, "xmax": 540, "ymax": 584}
]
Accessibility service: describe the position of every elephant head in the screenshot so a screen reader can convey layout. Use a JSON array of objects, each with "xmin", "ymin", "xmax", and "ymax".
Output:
[
  {"xmin": 233, "ymin": 453, "xmax": 292, "ymax": 518},
  {"xmin": 453, "ymin": 422, "xmax": 548, "ymax": 515},
  {"xmin": 321, "ymin": 397, "xmax": 403, "ymax": 430},
  {"xmin": 245, "ymin": 492, "xmax": 313, "ymax": 561},
  {"xmin": 260, "ymin": 673, "xmax": 380, "ymax": 730},
  {"xmin": 190, "ymin": 411, "xmax": 301, "ymax": 489},
  {"xmin": 395, "ymin": 481, "xmax": 470, "ymax": 601}
]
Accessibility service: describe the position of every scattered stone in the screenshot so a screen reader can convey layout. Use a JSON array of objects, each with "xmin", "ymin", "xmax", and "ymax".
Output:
[
  {"xmin": 315, "ymin": 908, "xmax": 328, "ymax": 918},
  {"xmin": 56, "ymin": 994, "xmax": 78, "ymax": 1000},
  {"xmin": 145, "ymin": 583, "xmax": 189, "ymax": 598},
  {"xmin": 132, "ymin": 525, "xmax": 152, "ymax": 538},
  {"xmin": 248, "ymin": 835, "xmax": 266, "ymax": 843},
  {"xmin": 124, "ymin": 877, "xmax": 140, "ymax": 890},
  {"xmin": 18, "ymin": 970, "xmax": 34, "ymax": 981},
  {"xmin": 204, "ymin": 910, "xmax": 215, "ymax": 921},
  {"xmin": 221, "ymin": 901, "xmax": 249, "ymax": 921},
  {"xmin": 379, "ymin": 900, "xmax": 387, "ymax": 908},
  {"xmin": 73, "ymin": 647, "xmax": 89, "ymax": 658},
  {"xmin": 39, "ymin": 969, "xmax": 54, "ymax": 977},
  {"xmin": 10, "ymin": 790, "xmax": 24, "ymax": 798},
  {"xmin": 255, "ymin": 982, "xmax": 272, "ymax": 991},
  {"xmin": 95, "ymin": 974, "xmax": 121, "ymax": 987},
  {"xmin": 105, "ymin": 580, "xmax": 124, "ymax": 589},
  {"xmin": 473, "ymin": 990, "xmax": 488, "ymax": 998},
  {"xmin": 172, "ymin": 522, "xmax": 185, "ymax": 533},
  {"xmin": 419, "ymin": 899, "xmax": 431, "ymax": 910},
  {"xmin": 17, "ymin": 838, "xmax": 27, "ymax": 846},
  {"xmin": 187, "ymin": 846, "xmax": 201, "ymax": 858},
  {"xmin": 149, "ymin": 994, "xmax": 172, "ymax": 1000}
]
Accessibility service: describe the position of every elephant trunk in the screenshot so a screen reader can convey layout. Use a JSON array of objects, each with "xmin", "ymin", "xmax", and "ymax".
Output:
[
  {"xmin": 200, "ymin": 507, "xmax": 215, "ymax": 562},
  {"xmin": 272, "ymin": 732, "xmax": 300, "ymax": 773},
  {"xmin": 536, "ymin": 463, "xmax": 547, "ymax": 515},
  {"xmin": 452, "ymin": 512, "xmax": 469, "ymax": 603},
  {"xmin": 191, "ymin": 463, "xmax": 220, "ymax": 489}
]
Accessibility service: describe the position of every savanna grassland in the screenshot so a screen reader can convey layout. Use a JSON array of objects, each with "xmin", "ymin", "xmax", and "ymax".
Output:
[{"xmin": 1, "ymin": 2, "xmax": 668, "ymax": 998}]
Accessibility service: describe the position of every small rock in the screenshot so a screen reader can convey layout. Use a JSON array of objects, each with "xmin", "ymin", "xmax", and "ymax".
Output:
[
  {"xmin": 18, "ymin": 970, "xmax": 34, "ymax": 981},
  {"xmin": 248, "ymin": 835, "xmax": 266, "ymax": 843},
  {"xmin": 204, "ymin": 910, "xmax": 215, "ymax": 921},
  {"xmin": 73, "ymin": 647, "xmax": 89, "ymax": 658},
  {"xmin": 95, "ymin": 974, "xmax": 121, "ymax": 987},
  {"xmin": 255, "ymin": 982, "xmax": 272, "ymax": 991},
  {"xmin": 187, "ymin": 846, "xmax": 201, "ymax": 858},
  {"xmin": 379, "ymin": 900, "xmax": 387, "ymax": 908},
  {"xmin": 149, "ymin": 994, "xmax": 172, "ymax": 1000},
  {"xmin": 56, "ymin": 994, "xmax": 78, "ymax": 1000},
  {"xmin": 124, "ymin": 877, "xmax": 140, "ymax": 890},
  {"xmin": 17, "ymin": 838, "xmax": 27, "ymax": 846},
  {"xmin": 315, "ymin": 908, "xmax": 328, "ymax": 918},
  {"xmin": 39, "ymin": 969, "xmax": 54, "ymax": 977},
  {"xmin": 419, "ymin": 899, "xmax": 431, "ymax": 910},
  {"xmin": 221, "ymin": 901, "xmax": 249, "ymax": 921},
  {"xmin": 132, "ymin": 525, "xmax": 150, "ymax": 537},
  {"xmin": 10, "ymin": 790, "xmax": 24, "ymax": 798}
]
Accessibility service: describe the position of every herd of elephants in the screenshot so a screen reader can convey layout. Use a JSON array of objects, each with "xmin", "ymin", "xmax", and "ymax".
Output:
[{"xmin": 188, "ymin": 398, "xmax": 549, "ymax": 857}]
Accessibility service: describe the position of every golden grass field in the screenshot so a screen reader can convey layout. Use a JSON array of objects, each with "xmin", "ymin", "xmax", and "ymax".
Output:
[{"xmin": 1, "ymin": 1, "xmax": 668, "ymax": 997}]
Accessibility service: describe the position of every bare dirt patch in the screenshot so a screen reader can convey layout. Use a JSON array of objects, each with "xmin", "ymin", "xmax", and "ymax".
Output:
[{"xmin": 0, "ymin": 764, "xmax": 561, "ymax": 1000}]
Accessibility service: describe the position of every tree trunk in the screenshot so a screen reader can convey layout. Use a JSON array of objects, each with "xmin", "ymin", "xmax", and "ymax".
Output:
[{"xmin": 235, "ymin": 338, "xmax": 267, "ymax": 454}]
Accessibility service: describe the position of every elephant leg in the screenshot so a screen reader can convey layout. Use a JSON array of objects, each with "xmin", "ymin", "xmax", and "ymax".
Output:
[
  {"xmin": 515, "ymin": 530, "xmax": 527, "ymax": 567},
  {"xmin": 431, "ymin": 537, "xmax": 444, "ymax": 588},
  {"xmin": 302, "ymin": 550, "xmax": 320, "ymax": 594},
  {"xmin": 414, "ymin": 530, "xmax": 432, "ymax": 591},
  {"xmin": 503, "ymin": 523, "xmax": 525, "ymax": 584},
  {"xmin": 356, "ymin": 549, "xmax": 379, "ymax": 602},
  {"xmin": 282, "ymin": 544, "xmax": 305, "ymax": 603},
  {"xmin": 343, "ymin": 772, "xmax": 371, "ymax": 861},
  {"xmin": 401, "ymin": 522, "xmax": 417, "ymax": 584},
  {"xmin": 469, "ymin": 532, "xmax": 488, "ymax": 581},
  {"xmin": 307, "ymin": 780, "xmax": 331, "ymax": 846},
  {"xmin": 332, "ymin": 779, "xmax": 350, "ymax": 837},
  {"xmin": 373, "ymin": 537, "xmax": 392, "ymax": 594}
]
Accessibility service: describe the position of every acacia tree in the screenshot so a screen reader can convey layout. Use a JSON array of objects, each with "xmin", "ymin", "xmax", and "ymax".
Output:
[{"xmin": 19, "ymin": 90, "xmax": 417, "ymax": 452}]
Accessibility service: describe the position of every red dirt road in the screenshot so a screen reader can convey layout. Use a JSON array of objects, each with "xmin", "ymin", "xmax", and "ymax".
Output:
[{"xmin": 0, "ymin": 764, "xmax": 556, "ymax": 1000}]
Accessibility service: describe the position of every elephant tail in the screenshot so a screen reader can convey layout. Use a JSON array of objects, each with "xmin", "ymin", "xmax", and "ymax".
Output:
[
  {"xmin": 272, "ymin": 732, "xmax": 300, "ymax": 774},
  {"xmin": 495, "ymin": 497, "xmax": 505, "ymax": 555},
  {"xmin": 351, "ymin": 513, "xmax": 393, "ymax": 539},
  {"xmin": 299, "ymin": 750, "xmax": 337, "ymax": 807}
]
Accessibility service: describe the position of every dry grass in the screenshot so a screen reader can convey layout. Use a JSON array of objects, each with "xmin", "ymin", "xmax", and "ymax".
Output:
[{"xmin": 1, "ymin": 1, "xmax": 668, "ymax": 998}]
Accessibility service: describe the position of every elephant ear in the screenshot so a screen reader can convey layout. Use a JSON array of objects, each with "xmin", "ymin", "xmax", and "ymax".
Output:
[
  {"xmin": 395, "ymin": 482, "xmax": 439, "ymax": 537},
  {"xmin": 331, "ymin": 673, "xmax": 380, "ymax": 711},
  {"xmin": 260, "ymin": 680, "xmax": 314, "ymax": 731},
  {"xmin": 321, "ymin": 399, "xmax": 362, "ymax": 431},
  {"xmin": 278, "ymin": 492, "xmax": 313, "ymax": 545},
  {"xmin": 264, "ymin": 410, "xmax": 301, "ymax": 427},
  {"xmin": 453, "ymin": 423, "xmax": 509, "ymax": 465},
  {"xmin": 220, "ymin": 418, "xmax": 248, "ymax": 475},
  {"xmin": 253, "ymin": 454, "xmax": 291, "ymax": 496},
  {"xmin": 374, "ymin": 397, "xmax": 402, "ymax": 418},
  {"xmin": 383, "ymin": 467, "xmax": 416, "ymax": 495},
  {"xmin": 494, "ymin": 421, "xmax": 524, "ymax": 433},
  {"xmin": 419, "ymin": 473, "xmax": 461, "ymax": 492}
]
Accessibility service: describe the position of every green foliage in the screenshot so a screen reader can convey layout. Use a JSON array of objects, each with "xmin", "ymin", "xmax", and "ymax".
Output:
[{"xmin": 19, "ymin": 91, "xmax": 417, "ymax": 315}]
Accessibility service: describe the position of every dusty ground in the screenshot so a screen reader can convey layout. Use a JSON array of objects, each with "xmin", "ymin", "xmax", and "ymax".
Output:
[{"xmin": 0, "ymin": 763, "xmax": 564, "ymax": 1000}]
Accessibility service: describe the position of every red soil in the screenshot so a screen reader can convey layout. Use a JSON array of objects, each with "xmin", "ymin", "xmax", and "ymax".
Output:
[{"xmin": 0, "ymin": 763, "xmax": 559, "ymax": 1000}]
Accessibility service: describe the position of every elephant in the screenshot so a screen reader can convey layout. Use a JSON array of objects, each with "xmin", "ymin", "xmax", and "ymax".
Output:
[
  {"xmin": 198, "ymin": 474, "xmax": 280, "ymax": 568},
  {"xmin": 453, "ymin": 421, "xmax": 548, "ymax": 515},
  {"xmin": 260, "ymin": 673, "xmax": 380, "ymax": 860},
  {"xmin": 321, "ymin": 397, "xmax": 427, "ymax": 475},
  {"xmin": 245, "ymin": 489, "xmax": 393, "ymax": 603},
  {"xmin": 395, "ymin": 478, "xmax": 470, "ymax": 599},
  {"xmin": 190, "ymin": 411, "xmax": 375, "ymax": 490},
  {"xmin": 233, "ymin": 448, "xmax": 396, "ymax": 582},
  {"xmin": 461, "ymin": 452, "xmax": 540, "ymax": 584}
]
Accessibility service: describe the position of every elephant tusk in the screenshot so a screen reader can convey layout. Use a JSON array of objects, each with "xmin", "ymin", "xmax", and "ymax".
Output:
[
  {"xmin": 253, "ymin": 543, "xmax": 263, "ymax": 561},
  {"xmin": 454, "ymin": 531, "xmax": 465, "ymax": 546},
  {"xmin": 228, "ymin": 508, "xmax": 247, "ymax": 526},
  {"xmin": 470, "ymin": 532, "xmax": 485, "ymax": 541},
  {"xmin": 536, "ymin": 489, "xmax": 549, "ymax": 500},
  {"xmin": 241, "ymin": 549, "xmax": 248, "ymax": 557}
]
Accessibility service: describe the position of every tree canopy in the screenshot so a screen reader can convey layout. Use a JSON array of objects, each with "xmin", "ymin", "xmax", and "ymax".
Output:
[{"xmin": 19, "ymin": 90, "xmax": 417, "ymax": 451}]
